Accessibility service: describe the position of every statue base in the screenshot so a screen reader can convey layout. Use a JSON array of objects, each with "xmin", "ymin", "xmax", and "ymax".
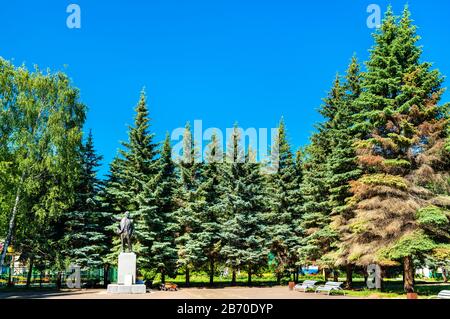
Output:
[
  {"xmin": 107, "ymin": 284, "xmax": 146, "ymax": 294},
  {"xmin": 107, "ymin": 252, "xmax": 146, "ymax": 294},
  {"xmin": 118, "ymin": 252, "xmax": 136, "ymax": 284}
]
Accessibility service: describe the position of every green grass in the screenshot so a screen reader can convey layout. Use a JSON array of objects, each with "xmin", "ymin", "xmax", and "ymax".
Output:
[
  {"xmin": 343, "ymin": 289, "xmax": 402, "ymax": 298},
  {"xmin": 151, "ymin": 271, "xmax": 282, "ymax": 287},
  {"xmin": 150, "ymin": 272, "xmax": 450, "ymax": 298},
  {"xmin": 341, "ymin": 278, "xmax": 450, "ymax": 299}
]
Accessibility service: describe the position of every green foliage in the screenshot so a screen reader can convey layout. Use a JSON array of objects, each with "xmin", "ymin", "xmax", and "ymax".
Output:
[
  {"xmin": 299, "ymin": 136, "xmax": 333, "ymax": 263},
  {"xmin": 220, "ymin": 126, "xmax": 269, "ymax": 282},
  {"xmin": 62, "ymin": 131, "xmax": 109, "ymax": 269},
  {"xmin": 173, "ymin": 122, "xmax": 203, "ymax": 278},
  {"xmin": 135, "ymin": 133, "xmax": 179, "ymax": 281},
  {"xmin": 417, "ymin": 206, "xmax": 449, "ymax": 228},
  {"xmin": 300, "ymin": 58, "xmax": 363, "ymax": 267},
  {"xmin": 0, "ymin": 57, "xmax": 86, "ymax": 270},
  {"xmin": 349, "ymin": 220, "xmax": 368, "ymax": 234},
  {"xmin": 184, "ymin": 133, "xmax": 224, "ymax": 284},
  {"xmin": 335, "ymin": 8, "xmax": 450, "ymax": 293},
  {"xmin": 266, "ymin": 119, "xmax": 303, "ymax": 278},
  {"xmin": 1, "ymin": 5, "xmax": 449, "ymax": 293},
  {"xmin": 359, "ymin": 174, "xmax": 408, "ymax": 190},
  {"xmin": 378, "ymin": 231, "xmax": 437, "ymax": 260},
  {"xmin": 102, "ymin": 89, "xmax": 160, "ymax": 267},
  {"xmin": 432, "ymin": 244, "xmax": 450, "ymax": 261},
  {"xmin": 383, "ymin": 159, "xmax": 411, "ymax": 168}
]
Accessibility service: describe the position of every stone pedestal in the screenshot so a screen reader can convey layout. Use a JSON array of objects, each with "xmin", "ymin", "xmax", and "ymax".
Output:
[
  {"xmin": 107, "ymin": 283, "xmax": 146, "ymax": 294},
  {"xmin": 118, "ymin": 252, "xmax": 136, "ymax": 284},
  {"xmin": 107, "ymin": 252, "xmax": 146, "ymax": 294}
]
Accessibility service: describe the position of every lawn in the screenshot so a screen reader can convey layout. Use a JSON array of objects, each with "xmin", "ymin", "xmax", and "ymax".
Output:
[{"xmin": 149, "ymin": 272, "xmax": 450, "ymax": 299}]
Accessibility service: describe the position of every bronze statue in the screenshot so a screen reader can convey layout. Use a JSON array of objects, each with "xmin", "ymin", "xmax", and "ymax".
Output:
[{"xmin": 116, "ymin": 211, "xmax": 134, "ymax": 253}]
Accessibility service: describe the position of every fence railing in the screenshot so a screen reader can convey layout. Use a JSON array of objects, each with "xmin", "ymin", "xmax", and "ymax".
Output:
[{"xmin": 0, "ymin": 266, "xmax": 117, "ymax": 288}]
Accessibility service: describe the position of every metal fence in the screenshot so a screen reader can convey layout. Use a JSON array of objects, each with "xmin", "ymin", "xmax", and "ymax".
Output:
[{"xmin": 0, "ymin": 266, "xmax": 117, "ymax": 288}]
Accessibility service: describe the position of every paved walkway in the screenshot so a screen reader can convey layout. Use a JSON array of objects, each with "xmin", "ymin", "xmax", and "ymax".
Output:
[{"xmin": 0, "ymin": 286, "xmax": 358, "ymax": 299}]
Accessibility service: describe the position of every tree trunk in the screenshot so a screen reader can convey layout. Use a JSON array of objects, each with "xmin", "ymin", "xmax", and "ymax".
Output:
[
  {"xmin": 276, "ymin": 272, "xmax": 281, "ymax": 285},
  {"xmin": 345, "ymin": 264, "xmax": 353, "ymax": 289},
  {"xmin": 209, "ymin": 259, "xmax": 214, "ymax": 286},
  {"xmin": 403, "ymin": 256, "xmax": 415, "ymax": 293},
  {"xmin": 231, "ymin": 269, "xmax": 236, "ymax": 286},
  {"xmin": 185, "ymin": 266, "xmax": 190, "ymax": 286},
  {"xmin": 0, "ymin": 176, "xmax": 24, "ymax": 271},
  {"xmin": 322, "ymin": 268, "xmax": 329, "ymax": 281},
  {"xmin": 56, "ymin": 272, "xmax": 62, "ymax": 290},
  {"xmin": 402, "ymin": 267, "xmax": 405, "ymax": 286},
  {"xmin": 103, "ymin": 264, "xmax": 110, "ymax": 288},
  {"xmin": 7, "ymin": 264, "xmax": 13, "ymax": 287},
  {"xmin": 26, "ymin": 257, "xmax": 34, "ymax": 288},
  {"xmin": 443, "ymin": 268, "xmax": 448, "ymax": 283},
  {"xmin": 333, "ymin": 269, "xmax": 339, "ymax": 282},
  {"xmin": 248, "ymin": 266, "xmax": 252, "ymax": 285},
  {"xmin": 161, "ymin": 270, "xmax": 165, "ymax": 284}
]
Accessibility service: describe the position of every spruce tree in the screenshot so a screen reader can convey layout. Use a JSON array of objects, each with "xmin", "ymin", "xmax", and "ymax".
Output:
[
  {"xmin": 298, "ymin": 76, "xmax": 343, "ymax": 278},
  {"xmin": 63, "ymin": 130, "xmax": 107, "ymax": 269},
  {"xmin": 173, "ymin": 122, "xmax": 202, "ymax": 286},
  {"xmin": 327, "ymin": 57, "xmax": 362, "ymax": 215},
  {"xmin": 185, "ymin": 133, "xmax": 224, "ymax": 286},
  {"xmin": 103, "ymin": 89, "xmax": 159, "ymax": 267},
  {"xmin": 137, "ymin": 133, "xmax": 179, "ymax": 283},
  {"xmin": 336, "ymin": 6, "xmax": 450, "ymax": 292},
  {"xmin": 119, "ymin": 89, "xmax": 159, "ymax": 209},
  {"xmin": 100, "ymin": 156, "xmax": 129, "ymax": 268},
  {"xmin": 324, "ymin": 56, "xmax": 363, "ymax": 287},
  {"xmin": 220, "ymin": 125, "xmax": 269, "ymax": 285},
  {"xmin": 266, "ymin": 119, "xmax": 303, "ymax": 283}
]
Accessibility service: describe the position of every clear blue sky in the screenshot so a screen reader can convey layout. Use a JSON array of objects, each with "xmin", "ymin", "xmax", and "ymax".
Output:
[{"xmin": 1, "ymin": 0, "xmax": 450, "ymax": 176}]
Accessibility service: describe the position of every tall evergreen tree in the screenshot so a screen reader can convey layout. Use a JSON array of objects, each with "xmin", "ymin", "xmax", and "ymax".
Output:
[
  {"xmin": 324, "ymin": 56, "xmax": 363, "ymax": 287},
  {"xmin": 137, "ymin": 133, "xmax": 179, "ymax": 283},
  {"xmin": 63, "ymin": 130, "xmax": 107, "ymax": 269},
  {"xmin": 266, "ymin": 119, "xmax": 303, "ymax": 283},
  {"xmin": 185, "ymin": 133, "xmax": 224, "ymax": 285},
  {"xmin": 119, "ymin": 89, "xmax": 159, "ymax": 210},
  {"xmin": 298, "ymin": 76, "xmax": 343, "ymax": 277},
  {"xmin": 103, "ymin": 89, "xmax": 159, "ymax": 266},
  {"xmin": 327, "ymin": 57, "xmax": 362, "ymax": 216},
  {"xmin": 220, "ymin": 126, "xmax": 269, "ymax": 285},
  {"xmin": 336, "ymin": 6, "xmax": 450, "ymax": 292},
  {"xmin": 174, "ymin": 122, "xmax": 202, "ymax": 286},
  {"xmin": 100, "ymin": 156, "xmax": 128, "ymax": 271}
]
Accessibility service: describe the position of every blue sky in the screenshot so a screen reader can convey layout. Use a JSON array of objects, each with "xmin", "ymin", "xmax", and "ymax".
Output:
[{"xmin": 1, "ymin": 0, "xmax": 450, "ymax": 176}]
